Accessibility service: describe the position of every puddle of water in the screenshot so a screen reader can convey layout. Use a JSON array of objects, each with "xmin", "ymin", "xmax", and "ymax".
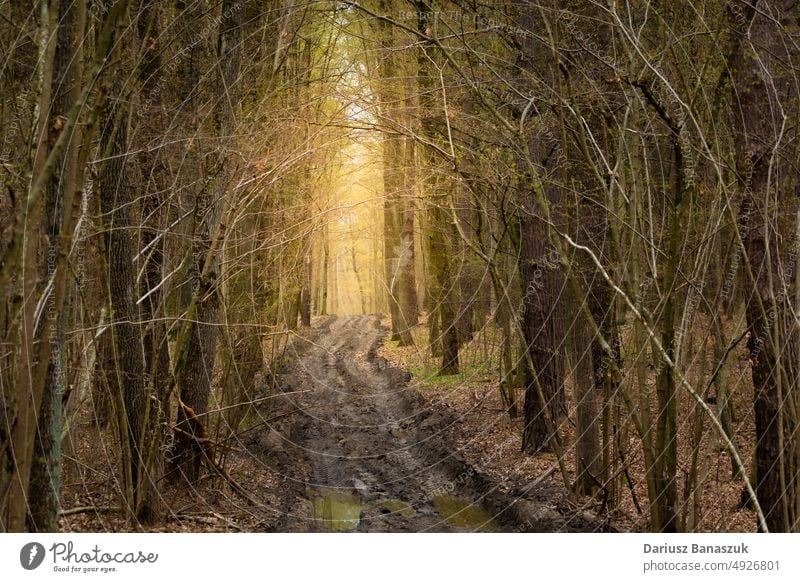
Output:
[
  {"xmin": 432, "ymin": 496, "xmax": 498, "ymax": 531},
  {"xmin": 381, "ymin": 499, "xmax": 416, "ymax": 517},
  {"xmin": 309, "ymin": 488, "xmax": 363, "ymax": 531}
]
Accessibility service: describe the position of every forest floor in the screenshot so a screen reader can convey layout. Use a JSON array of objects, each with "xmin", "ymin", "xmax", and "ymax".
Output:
[
  {"xmin": 60, "ymin": 314, "xmax": 607, "ymax": 532},
  {"xmin": 63, "ymin": 312, "xmax": 756, "ymax": 533},
  {"xmin": 379, "ymin": 316, "xmax": 759, "ymax": 533}
]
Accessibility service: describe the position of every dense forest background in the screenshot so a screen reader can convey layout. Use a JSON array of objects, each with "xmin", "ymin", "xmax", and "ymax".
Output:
[{"xmin": 1, "ymin": 0, "xmax": 798, "ymax": 533}]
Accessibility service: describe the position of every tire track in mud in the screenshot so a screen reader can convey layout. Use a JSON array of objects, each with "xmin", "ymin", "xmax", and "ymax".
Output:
[{"xmin": 253, "ymin": 315, "xmax": 607, "ymax": 533}]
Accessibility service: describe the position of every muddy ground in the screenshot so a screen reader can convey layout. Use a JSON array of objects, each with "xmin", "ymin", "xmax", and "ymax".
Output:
[{"xmin": 243, "ymin": 315, "xmax": 609, "ymax": 533}]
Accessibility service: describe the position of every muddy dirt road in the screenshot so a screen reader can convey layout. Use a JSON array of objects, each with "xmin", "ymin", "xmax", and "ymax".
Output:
[{"xmin": 250, "ymin": 315, "xmax": 602, "ymax": 533}]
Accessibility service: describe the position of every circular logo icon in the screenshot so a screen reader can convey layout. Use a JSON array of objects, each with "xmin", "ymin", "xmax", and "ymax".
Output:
[{"xmin": 20, "ymin": 542, "xmax": 46, "ymax": 570}]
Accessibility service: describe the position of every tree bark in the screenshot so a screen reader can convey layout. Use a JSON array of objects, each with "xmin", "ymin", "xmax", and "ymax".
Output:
[
  {"xmin": 134, "ymin": 0, "xmax": 169, "ymax": 522},
  {"xmin": 301, "ymin": 250, "xmax": 312, "ymax": 326},
  {"xmin": 520, "ymin": 196, "xmax": 565, "ymax": 453},
  {"xmin": 28, "ymin": 0, "xmax": 86, "ymax": 532},
  {"xmin": 378, "ymin": 0, "xmax": 414, "ymax": 344},
  {"xmin": 729, "ymin": 0, "xmax": 799, "ymax": 532},
  {"xmin": 174, "ymin": 0, "xmax": 243, "ymax": 483},
  {"xmin": 97, "ymin": 70, "xmax": 156, "ymax": 522}
]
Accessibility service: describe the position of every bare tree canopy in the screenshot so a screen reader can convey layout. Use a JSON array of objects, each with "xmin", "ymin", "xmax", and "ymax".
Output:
[{"xmin": 0, "ymin": 0, "xmax": 798, "ymax": 536}]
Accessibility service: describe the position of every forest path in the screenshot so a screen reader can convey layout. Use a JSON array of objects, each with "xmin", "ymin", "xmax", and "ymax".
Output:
[{"xmin": 264, "ymin": 315, "xmax": 514, "ymax": 532}]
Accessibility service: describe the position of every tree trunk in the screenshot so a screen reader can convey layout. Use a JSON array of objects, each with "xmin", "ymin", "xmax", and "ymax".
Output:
[
  {"xmin": 649, "ymin": 144, "xmax": 683, "ymax": 532},
  {"xmin": 399, "ymin": 71, "xmax": 420, "ymax": 330},
  {"xmin": 134, "ymin": 0, "xmax": 169, "ymax": 523},
  {"xmin": 520, "ymin": 198, "xmax": 565, "ymax": 453},
  {"xmin": 174, "ymin": 0, "xmax": 242, "ymax": 484},
  {"xmin": 728, "ymin": 0, "xmax": 799, "ymax": 532},
  {"xmin": 429, "ymin": 204, "xmax": 460, "ymax": 375},
  {"xmin": 378, "ymin": 0, "xmax": 414, "ymax": 344},
  {"xmin": 301, "ymin": 250, "xmax": 312, "ymax": 326},
  {"xmin": 414, "ymin": 1, "xmax": 459, "ymax": 372},
  {"xmin": 319, "ymin": 225, "xmax": 329, "ymax": 315},
  {"xmin": 28, "ymin": 0, "xmax": 86, "ymax": 532},
  {"xmin": 98, "ymin": 71, "xmax": 156, "ymax": 522},
  {"xmin": 572, "ymin": 293, "xmax": 600, "ymax": 496}
]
